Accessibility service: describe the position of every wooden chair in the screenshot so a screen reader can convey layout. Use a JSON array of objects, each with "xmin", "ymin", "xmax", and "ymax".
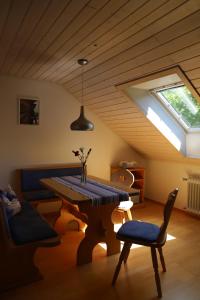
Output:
[
  {"xmin": 117, "ymin": 199, "xmax": 134, "ymax": 222},
  {"xmin": 112, "ymin": 188, "xmax": 179, "ymax": 298},
  {"xmin": 111, "ymin": 168, "xmax": 135, "ymax": 221}
]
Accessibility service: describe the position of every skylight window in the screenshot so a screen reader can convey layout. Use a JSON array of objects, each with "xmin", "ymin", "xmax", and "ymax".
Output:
[{"xmin": 154, "ymin": 84, "xmax": 200, "ymax": 130}]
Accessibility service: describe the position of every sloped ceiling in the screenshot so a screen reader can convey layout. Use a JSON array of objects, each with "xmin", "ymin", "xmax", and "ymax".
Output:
[{"xmin": 0, "ymin": 0, "xmax": 200, "ymax": 161}]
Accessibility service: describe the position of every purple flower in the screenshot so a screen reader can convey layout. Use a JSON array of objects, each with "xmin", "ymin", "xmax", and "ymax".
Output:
[
  {"xmin": 72, "ymin": 150, "xmax": 80, "ymax": 156},
  {"xmin": 72, "ymin": 147, "xmax": 92, "ymax": 163}
]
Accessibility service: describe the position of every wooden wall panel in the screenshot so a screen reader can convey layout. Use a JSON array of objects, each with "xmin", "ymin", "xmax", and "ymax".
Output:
[
  {"xmin": 0, "ymin": 0, "xmax": 32, "ymax": 68},
  {"xmin": 0, "ymin": 0, "xmax": 12, "ymax": 37},
  {"xmin": 36, "ymin": 0, "xmax": 133, "ymax": 81},
  {"xmin": 0, "ymin": 0, "xmax": 200, "ymax": 162},
  {"xmin": 68, "ymin": 25, "xmax": 200, "ymax": 95},
  {"xmin": 37, "ymin": 0, "xmax": 164, "ymax": 83},
  {"xmin": 63, "ymin": 0, "xmax": 198, "ymax": 89},
  {"xmin": 0, "ymin": 0, "xmax": 51, "ymax": 74},
  {"xmin": 9, "ymin": 0, "xmax": 71, "ymax": 75}
]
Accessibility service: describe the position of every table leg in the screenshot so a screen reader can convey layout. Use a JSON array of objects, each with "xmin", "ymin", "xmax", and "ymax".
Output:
[{"xmin": 77, "ymin": 202, "xmax": 120, "ymax": 265}]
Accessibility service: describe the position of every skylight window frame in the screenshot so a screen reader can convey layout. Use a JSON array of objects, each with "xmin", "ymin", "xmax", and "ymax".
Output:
[{"xmin": 151, "ymin": 83, "xmax": 200, "ymax": 133}]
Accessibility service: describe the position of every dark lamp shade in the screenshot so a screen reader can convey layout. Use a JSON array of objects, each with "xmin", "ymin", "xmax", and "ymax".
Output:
[{"xmin": 70, "ymin": 106, "xmax": 94, "ymax": 131}]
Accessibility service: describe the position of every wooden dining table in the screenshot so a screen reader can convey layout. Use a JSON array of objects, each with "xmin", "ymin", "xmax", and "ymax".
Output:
[{"xmin": 40, "ymin": 175, "xmax": 139, "ymax": 266}]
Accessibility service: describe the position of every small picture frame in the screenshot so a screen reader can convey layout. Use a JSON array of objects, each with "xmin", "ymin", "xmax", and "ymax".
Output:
[{"xmin": 18, "ymin": 97, "xmax": 39, "ymax": 125}]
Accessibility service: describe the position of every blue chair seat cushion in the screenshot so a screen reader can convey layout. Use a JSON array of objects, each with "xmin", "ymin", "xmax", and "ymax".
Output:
[
  {"xmin": 117, "ymin": 220, "xmax": 160, "ymax": 243},
  {"xmin": 9, "ymin": 201, "xmax": 58, "ymax": 245},
  {"xmin": 23, "ymin": 189, "xmax": 58, "ymax": 201}
]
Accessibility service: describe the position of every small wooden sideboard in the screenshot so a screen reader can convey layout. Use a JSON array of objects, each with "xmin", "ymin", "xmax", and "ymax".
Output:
[{"xmin": 111, "ymin": 166, "xmax": 145, "ymax": 205}]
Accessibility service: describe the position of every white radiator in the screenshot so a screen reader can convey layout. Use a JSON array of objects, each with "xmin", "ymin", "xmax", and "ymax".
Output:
[{"xmin": 187, "ymin": 176, "xmax": 200, "ymax": 215}]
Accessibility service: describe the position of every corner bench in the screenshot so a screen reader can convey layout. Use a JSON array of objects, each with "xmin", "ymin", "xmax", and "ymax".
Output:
[
  {"xmin": 19, "ymin": 164, "xmax": 82, "ymax": 224},
  {"xmin": 0, "ymin": 199, "xmax": 60, "ymax": 292}
]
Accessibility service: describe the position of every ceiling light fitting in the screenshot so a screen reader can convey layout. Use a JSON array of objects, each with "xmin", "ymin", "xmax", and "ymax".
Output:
[{"xmin": 70, "ymin": 58, "xmax": 94, "ymax": 131}]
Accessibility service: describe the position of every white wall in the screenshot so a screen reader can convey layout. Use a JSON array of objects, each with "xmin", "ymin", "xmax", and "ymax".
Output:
[
  {"xmin": 186, "ymin": 132, "xmax": 200, "ymax": 158},
  {"xmin": 128, "ymin": 87, "xmax": 200, "ymax": 159},
  {"xmin": 0, "ymin": 75, "xmax": 145, "ymax": 189},
  {"xmin": 127, "ymin": 87, "xmax": 186, "ymax": 155},
  {"xmin": 2, "ymin": 76, "xmax": 199, "ymax": 211},
  {"xmin": 145, "ymin": 159, "xmax": 200, "ymax": 210}
]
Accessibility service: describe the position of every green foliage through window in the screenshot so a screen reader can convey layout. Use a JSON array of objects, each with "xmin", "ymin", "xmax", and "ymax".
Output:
[{"xmin": 156, "ymin": 85, "xmax": 200, "ymax": 129}]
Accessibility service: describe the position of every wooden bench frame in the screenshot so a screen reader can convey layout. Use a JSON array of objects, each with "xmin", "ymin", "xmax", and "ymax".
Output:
[{"xmin": 0, "ymin": 200, "xmax": 60, "ymax": 292}]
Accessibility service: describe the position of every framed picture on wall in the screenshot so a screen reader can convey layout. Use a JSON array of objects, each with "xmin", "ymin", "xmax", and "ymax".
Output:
[{"xmin": 18, "ymin": 97, "xmax": 39, "ymax": 125}]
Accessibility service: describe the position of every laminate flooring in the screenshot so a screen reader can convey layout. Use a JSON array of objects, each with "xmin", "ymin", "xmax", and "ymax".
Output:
[{"xmin": 1, "ymin": 200, "xmax": 200, "ymax": 300}]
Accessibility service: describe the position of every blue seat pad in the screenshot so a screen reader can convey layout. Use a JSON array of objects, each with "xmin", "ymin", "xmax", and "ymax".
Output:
[
  {"xmin": 117, "ymin": 220, "xmax": 160, "ymax": 242},
  {"xmin": 23, "ymin": 189, "xmax": 57, "ymax": 201},
  {"xmin": 9, "ymin": 201, "xmax": 58, "ymax": 245}
]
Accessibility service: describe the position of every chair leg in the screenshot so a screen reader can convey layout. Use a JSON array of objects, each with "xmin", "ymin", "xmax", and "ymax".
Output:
[
  {"xmin": 123, "ymin": 242, "xmax": 132, "ymax": 264},
  {"xmin": 157, "ymin": 247, "xmax": 166, "ymax": 272},
  {"xmin": 151, "ymin": 247, "xmax": 162, "ymax": 298},
  {"xmin": 112, "ymin": 242, "xmax": 131, "ymax": 286},
  {"xmin": 124, "ymin": 209, "xmax": 132, "ymax": 221}
]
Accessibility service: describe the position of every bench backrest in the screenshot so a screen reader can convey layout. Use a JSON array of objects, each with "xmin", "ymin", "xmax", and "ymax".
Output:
[{"xmin": 20, "ymin": 164, "xmax": 82, "ymax": 192}]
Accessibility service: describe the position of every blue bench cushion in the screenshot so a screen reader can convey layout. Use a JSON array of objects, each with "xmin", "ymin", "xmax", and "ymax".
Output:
[
  {"xmin": 117, "ymin": 220, "xmax": 160, "ymax": 242},
  {"xmin": 9, "ymin": 201, "xmax": 58, "ymax": 245},
  {"xmin": 23, "ymin": 189, "xmax": 58, "ymax": 201},
  {"xmin": 21, "ymin": 167, "xmax": 82, "ymax": 192}
]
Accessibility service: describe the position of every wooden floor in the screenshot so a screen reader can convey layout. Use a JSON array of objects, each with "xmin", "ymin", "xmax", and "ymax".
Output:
[{"xmin": 1, "ymin": 200, "xmax": 200, "ymax": 300}]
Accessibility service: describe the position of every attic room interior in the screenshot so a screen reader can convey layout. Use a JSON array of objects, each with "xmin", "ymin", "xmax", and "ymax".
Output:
[{"xmin": 1, "ymin": 0, "xmax": 200, "ymax": 299}]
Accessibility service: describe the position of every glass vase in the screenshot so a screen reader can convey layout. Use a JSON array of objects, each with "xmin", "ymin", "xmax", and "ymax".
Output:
[{"xmin": 80, "ymin": 162, "xmax": 87, "ymax": 184}]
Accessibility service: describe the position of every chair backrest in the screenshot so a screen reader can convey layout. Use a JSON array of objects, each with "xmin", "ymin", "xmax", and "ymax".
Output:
[
  {"xmin": 111, "ymin": 168, "xmax": 134, "ymax": 188},
  {"xmin": 157, "ymin": 188, "xmax": 179, "ymax": 243}
]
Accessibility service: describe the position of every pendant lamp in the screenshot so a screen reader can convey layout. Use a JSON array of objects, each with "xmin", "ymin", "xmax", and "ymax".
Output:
[{"xmin": 70, "ymin": 59, "xmax": 94, "ymax": 131}]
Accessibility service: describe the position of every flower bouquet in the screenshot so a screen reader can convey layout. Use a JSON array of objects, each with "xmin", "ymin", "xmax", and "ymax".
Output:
[{"xmin": 72, "ymin": 147, "xmax": 92, "ymax": 183}]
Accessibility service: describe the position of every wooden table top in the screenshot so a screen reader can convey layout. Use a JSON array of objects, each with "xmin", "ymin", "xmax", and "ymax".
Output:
[{"xmin": 40, "ymin": 175, "xmax": 139, "ymax": 205}]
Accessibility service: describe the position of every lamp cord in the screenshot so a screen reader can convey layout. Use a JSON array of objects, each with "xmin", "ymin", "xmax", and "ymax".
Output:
[{"xmin": 81, "ymin": 64, "xmax": 84, "ymax": 106}]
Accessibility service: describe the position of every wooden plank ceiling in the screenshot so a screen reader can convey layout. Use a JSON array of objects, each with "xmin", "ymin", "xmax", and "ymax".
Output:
[{"xmin": 0, "ymin": 0, "xmax": 200, "ymax": 161}]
